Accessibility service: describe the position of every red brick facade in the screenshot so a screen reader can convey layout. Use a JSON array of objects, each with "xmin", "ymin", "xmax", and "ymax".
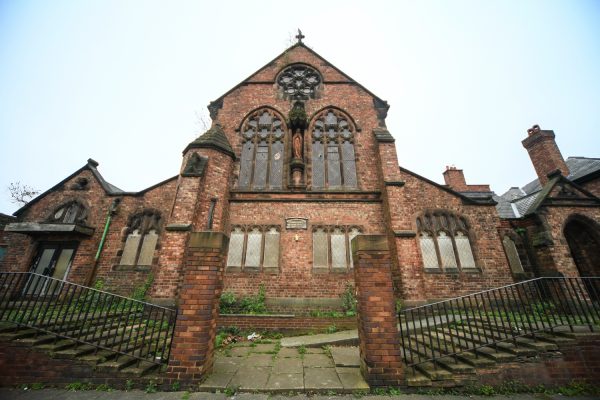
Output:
[{"xmin": 1, "ymin": 41, "xmax": 599, "ymax": 312}]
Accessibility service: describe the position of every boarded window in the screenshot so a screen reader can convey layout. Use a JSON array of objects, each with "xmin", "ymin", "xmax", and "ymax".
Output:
[
  {"xmin": 438, "ymin": 231, "xmax": 458, "ymax": 268},
  {"xmin": 313, "ymin": 228, "xmax": 328, "ymax": 269},
  {"xmin": 455, "ymin": 232, "xmax": 476, "ymax": 269},
  {"xmin": 119, "ymin": 211, "xmax": 161, "ymax": 266},
  {"xmin": 263, "ymin": 228, "xmax": 280, "ymax": 269},
  {"xmin": 238, "ymin": 109, "xmax": 287, "ymax": 190},
  {"xmin": 503, "ymin": 236, "xmax": 524, "ymax": 273},
  {"xmin": 245, "ymin": 228, "xmax": 262, "ymax": 268},
  {"xmin": 419, "ymin": 232, "xmax": 439, "ymax": 269},
  {"xmin": 331, "ymin": 228, "xmax": 347, "ymax": 269},
  {"xmin": 311, "ymin": 109, "xmax": 357, "ymax": 189},
  {"xmin": 226, "ymin": 227, "xmax": 245, "ymax": 267}
]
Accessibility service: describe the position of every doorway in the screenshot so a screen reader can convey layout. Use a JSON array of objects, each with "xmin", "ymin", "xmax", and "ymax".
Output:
[
  {"xmin": 26, "ymin": 242, "xmax": 77, "ymax": 296},
  {"xmin": 564, "ymin": 217, "xmax": 600, "ymax": 300}
]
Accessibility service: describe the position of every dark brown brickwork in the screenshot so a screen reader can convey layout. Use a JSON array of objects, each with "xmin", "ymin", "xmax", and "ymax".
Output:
[
  {"xmin": 166, "ymin": 232, "xmax": 227, "ymax": 383},
  {"xmin": 352, "ymin": 235, "xmax": 403, "ymax": 387}
]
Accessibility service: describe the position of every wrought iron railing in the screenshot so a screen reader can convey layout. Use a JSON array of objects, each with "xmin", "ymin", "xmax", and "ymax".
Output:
[
  {"xmin": 0, "ymin": 272, "xmax": 177, "ymax": 366},
  {"xmin": 398, "ymin": 277, "xmax": 600, "ymax": 368}
]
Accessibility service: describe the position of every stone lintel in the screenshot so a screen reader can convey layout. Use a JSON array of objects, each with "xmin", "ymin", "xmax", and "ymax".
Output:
[
  {"xmin": 394, "ymin": 230, "xmax": 416, "ymax": 238},
  {"xmin": 5, "ymin": 222, "xmax": 94, "ymax": 236},
  {"xmin": 165, "ymin": 223, "xmax": 192, "ymax": 231},
  {"xmin": 351, "ymin": 234, "xmax": 388, "ymax": 253},
  {"xmin": 188, "ymin": 231, "xmax": 229, "ymax": 251}
]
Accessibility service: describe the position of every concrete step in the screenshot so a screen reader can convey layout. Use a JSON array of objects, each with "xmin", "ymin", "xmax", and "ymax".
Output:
[
  {"xmin": 280, "ymin": 329, "xmax": 358, "ymax": 348},
  {"xmin": 53, "ymin": 344, "xmax": 97, "ymax": 359},
  {"xmin": 96, "ymin": 355, "xmax": 138, "ymax": 371},
  {"xmin": 120, "ymin": 361, "xmax": 160, "ymax": 377},
  {"xmin": 415, "ymin": 361, "xmax": 454, "ymax": 381},
  {"xmin": 474, "ymin": 346, "xmax": 516, "ymax": 362}
]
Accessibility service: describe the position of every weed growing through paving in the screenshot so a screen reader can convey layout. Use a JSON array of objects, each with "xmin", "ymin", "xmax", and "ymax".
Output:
[
  {"xmin": 145, "ymin": 380, "xmax": 158, "ymax": 393},
  {"xmin": 95, "ymin": 384, "xmax": 113, "ymax": 392},
  {"xmin": 223, "ymin": 386, "xmax": 237, "ymax": 396},
  {"xmin": 65, "ymin": 382, "xmax": 93, "ymax": 391},
  {"xmin": 125, "ymin": 379, "xmax": 134, "ymax": 391},
  {"xmin": 297, "ymin": 344, "xmax": 306, "ymax": 358},
  {"xmin": 171, "ymin": 381, "xmax": 180, "ymax": 391},
  {"xmin": 181, "ymin": 391, "xmax": 191, "ymax": 400}
]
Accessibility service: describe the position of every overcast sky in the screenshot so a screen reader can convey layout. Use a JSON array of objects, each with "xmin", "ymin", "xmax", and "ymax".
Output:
[{"xmin": 1, "ymin": 0, "xmax": 599, "ymax": 215}]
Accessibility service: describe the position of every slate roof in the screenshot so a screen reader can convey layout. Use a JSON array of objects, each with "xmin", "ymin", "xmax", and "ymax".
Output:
[
  {"xmin": 496, "ymin": 157, "xmax": 600, "ymax": 218},
  {"xmin": 183, "ymin": 123, "xmax": 235, "ymax": 158},
  {"xmin": 522, "ymin": 157, "xmax": 600, "ymax": 194}
]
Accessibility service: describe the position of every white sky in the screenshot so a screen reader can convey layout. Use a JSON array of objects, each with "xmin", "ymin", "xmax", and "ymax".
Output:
[{"xmin": 1, "ymin": 0, "xmax": 599, "ymax": 215}]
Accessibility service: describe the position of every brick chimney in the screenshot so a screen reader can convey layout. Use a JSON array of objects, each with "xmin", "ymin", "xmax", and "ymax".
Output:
[
  {"xmin": 443, "ymin": 166, "xmax": 468, "ymax": 191},
  {"xmin": 521, "ymin": 124, "xmax": 569, "ymax": 186}
]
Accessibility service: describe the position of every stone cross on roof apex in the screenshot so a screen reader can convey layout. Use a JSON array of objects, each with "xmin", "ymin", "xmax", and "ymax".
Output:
[{"xmin": 296, "ymin": 29, "xmax": 305, "ymax": 43}]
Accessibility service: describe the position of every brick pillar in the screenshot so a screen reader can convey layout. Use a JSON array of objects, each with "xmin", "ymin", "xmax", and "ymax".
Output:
[
  {"xmin": 167, "ymin": 231, "xmax": 228, "ymax": 383},
  {"xmin": 352, "ymin": 235, "xmax": 404, "ymax": 387}
]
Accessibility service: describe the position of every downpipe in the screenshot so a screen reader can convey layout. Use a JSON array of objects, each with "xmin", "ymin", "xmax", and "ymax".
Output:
[{"xmin": 86, "ymin": 198, "xmax": 121, "ymax": 286}]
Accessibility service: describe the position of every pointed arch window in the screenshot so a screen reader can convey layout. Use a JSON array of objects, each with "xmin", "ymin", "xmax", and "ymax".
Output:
[
  {"xmin": 238, "ymin": 109, "xmax": 286, "ymax": 190},
  {"xmin": 416, "ymin": 211, "xmax": 477, "ymax": 271},
  {"xmin": 311, "ymin": 109, "xmax": 357, "ymax": 189},
  {"xmin": 120, "ymin": 211, "xmax": 161, "ymax": 266}
]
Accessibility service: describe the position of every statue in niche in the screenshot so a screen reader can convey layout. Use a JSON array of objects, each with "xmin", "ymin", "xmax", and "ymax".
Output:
[{"xmin": 293, "ymin": 132, "xmax": 303, "ymax": 159}]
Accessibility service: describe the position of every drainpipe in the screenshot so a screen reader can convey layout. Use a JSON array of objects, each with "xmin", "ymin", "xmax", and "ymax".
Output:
[{"xmin": 87, "ymin": 198, "xmax": 121, "ymax": 286}]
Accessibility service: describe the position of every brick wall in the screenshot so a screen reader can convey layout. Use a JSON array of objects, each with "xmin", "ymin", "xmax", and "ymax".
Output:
[{"xmin": 217, "ymin": 315, "xmax": 356, "ymax": 333}]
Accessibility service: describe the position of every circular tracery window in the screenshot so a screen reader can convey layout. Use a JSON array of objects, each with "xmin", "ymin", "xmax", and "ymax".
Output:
[{"xmin": 277, "ymin": 64, "xmax": 321, "ymax": 99}]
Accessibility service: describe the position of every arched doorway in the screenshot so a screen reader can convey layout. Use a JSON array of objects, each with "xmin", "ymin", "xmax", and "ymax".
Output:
[{"xmin": 564, "ymin": 216, "xmax": 600, "ymax": 300}]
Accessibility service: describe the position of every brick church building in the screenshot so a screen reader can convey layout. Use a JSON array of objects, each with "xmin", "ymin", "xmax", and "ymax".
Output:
[{"xmin": 1, "ymin": 38, "xmax": 599, "ymax": 311}]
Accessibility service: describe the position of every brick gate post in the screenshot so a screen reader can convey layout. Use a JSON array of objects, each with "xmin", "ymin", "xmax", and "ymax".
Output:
[
  {"xmin": 352, "ymin": 235, "xmax": 404, "ymax": 387},
  {"xmin": 166, "ymin": 231, "xmax": 228, "ymax": 383}
]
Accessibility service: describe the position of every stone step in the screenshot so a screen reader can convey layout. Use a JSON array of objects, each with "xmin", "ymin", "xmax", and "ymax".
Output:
[
  {"xmin": 473, "ymin": 345, "xmax": 517, "ymax": 362},
  {"xmin": 18, "ymin": 333, "xmax": 57, "ymax": 346},
  {"xmin": 120, "ymin": 361, "xmax": 160, "ymax": 377},
  {"xmin": 280, "ymin": 329, "xmax": 358, "ymax": 348},
  {"xmin": 404, "ymin": 369, "xmax": 432, "ymax": 387},
  {"xmin": 422, "ymin": 331, "xmax": 497, "ymax": 367},
  {"xmin": 530, "ymin": 331, "xmax": 575, "ymax": 344},
  {"xmin": 36, "ymin": 338, "xmax": 78, "ymax": 352},
  {"xmin": 415, "ymin": 361, "xmax": 454, "ymax": 381},
  {"xmin": 96, "ymin": 355, "xmax": 138, "ymax": 371},
  {"xmin": 0, "ymin": 328, "xmax": 38, "ymax": 340},
  {"xmin": 450, "ymin": 326, "xmax": 537, "ymax": 356},
  {"xmin": 78, "ymin": 349, "xmax": 119, "ymax": 364},
  {"xmin": 53, "ymin": 344, "xmax": 97, "ymax": 359}
]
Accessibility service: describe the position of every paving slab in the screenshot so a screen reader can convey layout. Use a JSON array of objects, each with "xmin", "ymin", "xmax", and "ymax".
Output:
[
  {"xmin": 213, "ymin": 357, "xmax": 240, "ymax": 374},
  {"xmin": 229, "ymin": 346, "xmax": 252, "ymax": 357},
  {"xmin": 240, "ymin": 353, "xmax": 274, "ymax": 367},
  {"xmin": 303, "ymin": 367, "xmax": 343, "ymax": 390},
  {"xmin": 228, "ymin": 366, "xmax": 271, "ymax": 390},
  {"xmin": 198, "ymin": 371, "xmax": 234, "ymax": 391},
  {"xmin": 273, "ymin": 356, "xmax": 303, "ymax": 373},
  {"xmin": 330, "ymin": 346, "xmax": 360, "ymax": 367},
  {"xmin": 302, "ymin": 353, "xmax": 334, "ymax": 368},
  {"xmin": 278, "ymin": 347, "xmax": 302, "ymax": 358},
  {"xmin": 266, "ymin": 373, "xmax": 304, "ymax": 392},
  {"xmin": 305, "ymin": 347, "xmax": 324, "ymax": 354},
  {"xmin": 281, "ymin": 330, "xmax": 358, "ymax": 348},
  {"xmin": 250, "ymin": 343, "xmax": 277, "ymax": 353},
  {"xmin": 336, "ymin": 367, "xmax": 369, "ymax": 390}
]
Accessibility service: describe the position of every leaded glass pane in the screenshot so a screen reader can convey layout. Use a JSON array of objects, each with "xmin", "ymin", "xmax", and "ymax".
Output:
[
  {"xmin": 226, "ymin": 228, "xmax": 244, "ymax": 267},
  {"xmin": 313, "ymin": 228, "xmax": 328, "ymax": 268},
  {"xmin": 121, "ymin": 230, "xmax": 141, "ymax": 266},
  {"xmin": 348, "ymin": 228, "xmax": 360, "ymax": 268},
  {"xmin": 245, "ymin": 228, "xmax": 262, "ymax": 268},
  {"xmin": 239, "ymin": 141, "xmax": 254, "ymax": 188},
  {"xmin": 327, "ymin": 144, "xmax": 341, "ymax": 187},
  {"xmin": 253, "ymin": 143, "xmax": 268, "ymax": 189},
  {"xmin": 270, "ymin": 141, "xmax": 283, "ymax": 189},
  {"xmin": 312, "ymin": 142, "xmax": 325, "ymax": 188},
  {"xmin": 455, "ymin": 232, "xmax": 476, "ymax": 269},
  {"xmin": 341, "ymin": 141, "xmax": 357, "ymax": 187},
  {"xmin": 438, "ymin": 231, "xmax": 457, "ymax": 268},
  {"xmin": 503, "ymin": 236, "xmax": 524, "ymax": 273},
  {"xmin": 419, "ymin": 232, "xmax": 439, "ymax": 268},
  {"xmin": 263, "ymin": 228, "xmax": 280, "ymax": 269},
  {"xmin": 331, "ymin": 229, "xmax": 347, "ymax": 269},
  {"xmin": 138, "ymin": 230, "xmax": 158, "ymax": 265}
]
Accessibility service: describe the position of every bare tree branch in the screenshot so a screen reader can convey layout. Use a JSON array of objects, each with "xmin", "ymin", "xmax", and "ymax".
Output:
[{"xmin": 8, "ymin": 181, "xmax": 39, "ymax": 206}]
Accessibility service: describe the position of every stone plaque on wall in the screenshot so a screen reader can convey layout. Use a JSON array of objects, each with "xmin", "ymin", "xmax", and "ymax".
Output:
[{"xmin": 285, "ymin": 218, "xmax": 308, "ymax": 230}]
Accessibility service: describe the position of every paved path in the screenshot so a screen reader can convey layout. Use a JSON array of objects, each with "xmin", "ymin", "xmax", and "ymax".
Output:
[
  {"xmin": 1, "ymin": 389, "xmax": 598, "ymax": 400},
  {"xmin": 200, "ymin": 342, "xmax": 367, "ymax": 392}
]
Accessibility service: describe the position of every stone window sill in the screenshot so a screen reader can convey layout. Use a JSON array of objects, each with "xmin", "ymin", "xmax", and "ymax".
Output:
[{"xmin": 113, "ymin": 265, "xmax": 152, "ymax": 272}]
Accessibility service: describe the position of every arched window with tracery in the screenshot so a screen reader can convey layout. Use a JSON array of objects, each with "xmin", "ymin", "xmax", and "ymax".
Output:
[
  {"xmin": 311, "ymin": 108, "xmax": 358, "ymax": 189},
  {"xmin": 416, "ymin": 211, "xmax": 477, "ymax": 271},
  {"xmin": 120, "ymin": 210, "xmax": 161, "ymax": 266},
  {"xmin": 238, "ymin": 109, "xmax": 287, "ymax": 190},
  {"xmin": 47, "ymin": 200, "xmax": 87, "ymax": 225}
]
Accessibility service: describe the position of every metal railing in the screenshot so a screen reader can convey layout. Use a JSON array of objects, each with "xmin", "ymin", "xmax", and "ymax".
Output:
[
  {"xmin": 0, "ymin": 272, "xmax": 177, "ymax": 366},
  {"xmin": 398, "ymin": 277, "xmax": 600, "ymax": 368}
]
